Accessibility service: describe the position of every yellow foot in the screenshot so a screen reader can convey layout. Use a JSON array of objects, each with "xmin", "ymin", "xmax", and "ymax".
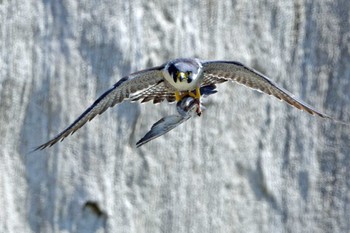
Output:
[
  {"xmin": 175, "ymin": 91, "xmax": 182, "ymax": 102},
  {"xmin": 175, "ymin": 87, "xmax": 201, "ymax": 102},
  {"xmin": 188, "ymin": 87, "xmax": 201, "ymax": 99}
]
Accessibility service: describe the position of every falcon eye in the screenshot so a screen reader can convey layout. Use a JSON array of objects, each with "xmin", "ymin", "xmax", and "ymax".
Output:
[
  {"xmin": 173, "ymin": 71, "xmax": 178, "ymax": 83},
  {"xmin": 186, "ymin": 71, "xmax": 192, "ymax": 83}
]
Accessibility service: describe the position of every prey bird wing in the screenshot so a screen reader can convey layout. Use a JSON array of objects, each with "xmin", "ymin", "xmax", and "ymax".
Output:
[
  {"xmin": 136, "ymin": 115, "xmax": 190, "ymax": 147},
  {"xmin": 35, "ymin": 65, "xmax": 170, "ymax": 150},
  {"xmin": 202, "ymin": 60, "xmax": 334, "ymax": 119}
]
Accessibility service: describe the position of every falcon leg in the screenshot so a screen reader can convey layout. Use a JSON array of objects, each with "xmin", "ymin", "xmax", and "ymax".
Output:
[
  {"xmin": 195, "ymin": 87, "xmax": 201, "ymax": 99},
  {"xmin": 175, "ymin": 91, "xmax": 182, "ymax": 102},
  {"xmin": 195, "ymin": 88, "xmax": 202, "ymax": 116},
  {"xmin": 188, "ymin": 87, "xmax": 201, "ymax": 99},
  {"xmin": 188, "ymin": 87, "xmax": 202, "ymax": 116}
]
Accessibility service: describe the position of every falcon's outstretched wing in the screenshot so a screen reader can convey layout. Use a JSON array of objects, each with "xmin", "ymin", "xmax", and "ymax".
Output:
[
  {"xmin": 35, "ymin": 66, "xmax": 170, "ymax": 150},
  {"xmin": 202, "ymin": 60, "xmax": 334, "ymax": 119}
]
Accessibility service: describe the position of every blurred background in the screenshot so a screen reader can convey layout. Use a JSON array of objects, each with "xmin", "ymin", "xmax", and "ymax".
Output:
[{"xmin": 1, "ymin": 0, "xmax": 349, "ymax": 232}]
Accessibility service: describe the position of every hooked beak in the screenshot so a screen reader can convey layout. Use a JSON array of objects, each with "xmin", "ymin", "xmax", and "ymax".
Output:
[{"xmin": 177, "ymin": 72, "xmax": 187, "ymax": 82}]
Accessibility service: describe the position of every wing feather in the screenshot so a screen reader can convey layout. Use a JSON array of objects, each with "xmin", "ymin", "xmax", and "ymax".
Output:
[
  {"xmin": 202, "ymin": 60, "xmax": 334, "ymax": 119},
  {"xmin": 130, "ymin": 81, "xmax": 175, "ymax": 104},
  {"xmin": 35, "ymin": 66, "xmax": 168, "ymax": 150}
]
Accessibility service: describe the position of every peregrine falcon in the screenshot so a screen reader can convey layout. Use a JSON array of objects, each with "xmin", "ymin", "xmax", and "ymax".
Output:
[{"xmin": 35, "ymin": 58, "xmax": 342, "ymax": 150}]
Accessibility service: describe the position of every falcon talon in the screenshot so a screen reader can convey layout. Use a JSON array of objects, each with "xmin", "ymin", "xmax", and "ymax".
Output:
[
  {"xmin": 188, "ymin": 92, "xmax": 197, "ymax": 99},
  {"xmin": 34, "ymin": 58, "xmax": 349, "ymax": 150}
]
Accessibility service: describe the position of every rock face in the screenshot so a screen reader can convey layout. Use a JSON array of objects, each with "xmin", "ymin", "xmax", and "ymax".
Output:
[{"xmin": 1, "ymin": 1, "xmax": 349, "ymax": 232}]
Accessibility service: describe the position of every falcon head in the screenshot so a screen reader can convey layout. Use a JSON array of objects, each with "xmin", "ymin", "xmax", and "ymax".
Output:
[{"xmin": 166, "ymin": 58, "xmax": 203, "ymax": 85}]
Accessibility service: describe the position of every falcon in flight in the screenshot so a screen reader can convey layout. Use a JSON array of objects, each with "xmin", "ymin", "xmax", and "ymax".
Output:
[{"xmin": 35, "ymin": 58, "xmax": 340, "ymax": 150}]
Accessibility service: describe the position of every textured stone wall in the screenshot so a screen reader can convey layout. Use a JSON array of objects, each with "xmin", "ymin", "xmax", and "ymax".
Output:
[{"xmin": 1, "ymin": 0, "xmax": 349, "ymax": 232}]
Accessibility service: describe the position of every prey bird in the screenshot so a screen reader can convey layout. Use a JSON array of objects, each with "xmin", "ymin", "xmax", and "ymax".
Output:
[
  {"xmin": 136, "ymin": 96, "xmax": 200, "ymax": 147},
  {"xmin": 136, "ymin": 85, "xmax": 217, "ymax": 147},
  {"xmin": 35, "ymin": 58, "xmax": 345, "ymax": 150}
]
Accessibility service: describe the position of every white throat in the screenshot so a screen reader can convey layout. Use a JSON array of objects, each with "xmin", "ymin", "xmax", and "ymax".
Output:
[{"xmin": 163, "ymin": 59, "xmax": 203, "ymax": 91}]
